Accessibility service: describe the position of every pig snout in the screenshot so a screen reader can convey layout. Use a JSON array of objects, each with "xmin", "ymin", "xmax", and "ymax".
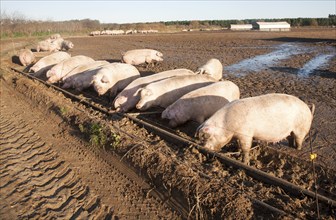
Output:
[{"xmin": 136, "ymin": 102, "xmax": 144, "ymax": 110}]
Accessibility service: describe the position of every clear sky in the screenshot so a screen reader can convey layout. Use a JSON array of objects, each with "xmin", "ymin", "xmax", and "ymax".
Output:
[{"xmin": 1, "ymin": 1, "xmax": 335, "ymax": 24}]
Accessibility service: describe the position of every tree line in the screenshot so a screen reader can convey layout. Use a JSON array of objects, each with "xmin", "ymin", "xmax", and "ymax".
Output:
[
  {"xmin": 165, "ymin": 15, "xmax": 336, "ymax": 28},
  {"xmin": 1, "ymin": 11, "xmax": 335, "ymax": 39}
]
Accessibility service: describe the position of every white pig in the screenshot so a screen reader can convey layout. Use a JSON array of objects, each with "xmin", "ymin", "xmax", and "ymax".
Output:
[
  {"xmin": 61, "ymin": 66, "xmax": 103, "ymax": 91},
  {"xmin": 36, "ymin": 40, "xmax": 59, "ymax": 52},
  {"xmin": 162, "ymin": 81, "xmax": 240, "ymax": 127},
  {"xmin": 121, "ymin": 49, "xmax": 163, "ymax": 66},
  {"xmin": 19, "ymin": 49, "xmax": 35, "ymax": 67},
  {"xmin": 61, "ymin": 60, "xmax": 109, "ymax": 81},
  {"xmin": 49, "ymin": 33, "xmax": 61, "ymax": 39},
  {"xmin": 197, "ymin": 93, "xmax": 315, "ymax": 165},
  {"xmin": 196, "ymin": 58, "xmax": 223, "ymax": 81},
  {"xmin": 113, "ymin": 69, "xmax": 195, "ymax": 112},
  {"xmin": 61, "ymin": 40, "xmax": 74, "ymax": 51},
  {"xmin": 29, "ymin": 51, "xmax": 71, "ymax": 76},
  {"xmin": 136, "ymin": 75, "xmax": 216, "ymax": 111},
  {"xmin": 92, "ymin": 63, "xmax": 140, "ymax": 97},
  {"xmin": 46, "ymin": 55, "xmax": 95, "ymax": 83}
]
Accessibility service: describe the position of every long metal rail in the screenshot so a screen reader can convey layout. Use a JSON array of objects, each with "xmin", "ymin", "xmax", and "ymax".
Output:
[{"xmin": 10, "ymin": 67, "xmax": 336, "ymax": 215}]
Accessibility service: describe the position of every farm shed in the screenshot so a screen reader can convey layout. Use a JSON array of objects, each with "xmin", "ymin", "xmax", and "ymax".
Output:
[
  {"xmin": 253, "ymin": 21, "xmax": 290, "ymax": 31},
  {"xmin": 230, "ymin": 24, "xmax": 253, "ymax": 31}
]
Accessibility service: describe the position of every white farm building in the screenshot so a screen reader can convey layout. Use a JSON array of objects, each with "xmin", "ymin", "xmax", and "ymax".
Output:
[
  {"xmin": 230, "ymin": 24, "xmax": 253, "ymax": 31},
  {"xmin": 253, "ymin": 22, "xmax": 291, "ymax": 31}
]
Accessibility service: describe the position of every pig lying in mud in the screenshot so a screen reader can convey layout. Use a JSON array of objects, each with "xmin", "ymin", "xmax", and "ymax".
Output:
[
  {"xmin": 46, "ymin": 55, "xmax": 95, "ymax": 83},
  {"xmin": 92, "ymin": 63, "xmax": 140, "ymax": 97},
  {"xmin": 196, "ymin": 93, "xmax": 315, "ymax": 165},
  {"xmin": 62, "ymin": 66, "xmax": 103, "ymax": 91},
  {"xmin": 136, "ymin": 75, "xmax": 216, "ymax": 111},
  {"xmin": 113, "ymin": 69, "xmax": 195, "ymax": 112},
  {"xmin": 162, "ymin": 81, "xmax": 240, "ymax": 127},
  {"xmin": 19, "ymin": 49, "xmax": 35, "ymax": 67},
  {"xmin": 29, "ymin": 52, "xmax": 71, "ymax": 76},
  {"xmin": 36, "ymin": 40, "xmax": 59, "ymax": 52},
  {"xmin": 121, "ymin": 49, "xmax": 163, "ymax": 66},
  {"xmin": 196, "ymin": 58, "xmax": 223, "ymax": 81},
  {"xmin": 61, "ymin": 60, "xmax": 109, "ymax": 82},
  {"xmin": 51, "ymin": 38, "xmax": 74, "ymax": 51}
]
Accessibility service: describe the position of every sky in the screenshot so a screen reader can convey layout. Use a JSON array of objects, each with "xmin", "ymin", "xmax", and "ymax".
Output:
[{"xmin": 1, "ymin": 1, "xmax": 335, "ymax": 24}]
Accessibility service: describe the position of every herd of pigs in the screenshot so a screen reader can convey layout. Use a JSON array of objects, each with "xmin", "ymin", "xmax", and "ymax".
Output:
[{"xmin": 17, "ymin": 34, "xmax": 315, "ymax": 165}]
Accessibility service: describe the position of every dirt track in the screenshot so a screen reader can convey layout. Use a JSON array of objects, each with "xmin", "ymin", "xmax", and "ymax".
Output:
[{"xmin": 1, "ymin": 28, "xmax": 336, "ymax": 219}]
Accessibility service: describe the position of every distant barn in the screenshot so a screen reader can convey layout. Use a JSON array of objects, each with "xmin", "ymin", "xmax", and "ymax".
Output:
[
  {"xmin": 253, "ymin": 21, "xmax": 290, "ymax": 31},
  {"xmin": 230, "ymin": 24, "xmax": 253, "ymax": 31}
]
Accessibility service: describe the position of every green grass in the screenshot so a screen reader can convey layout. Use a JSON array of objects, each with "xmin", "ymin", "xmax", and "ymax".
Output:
[
  {"xmin": 110, "ymin": 132, "xmax": 121, "ymax": 149},
  {"xmin": 89, "ymin": 123, "xmax": 107, "ymax": 147},
  {"xmin": 59, "ymin": 106, "xmax": 68, "ymax": 116}
]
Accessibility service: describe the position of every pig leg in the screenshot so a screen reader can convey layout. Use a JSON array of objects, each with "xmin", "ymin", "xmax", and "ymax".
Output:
[
  {"xmin": 287, "ymin": 132, "xmax": 295, "ymax": 148},
  {"xmin": 237, "ymin": 136, "xmax": 253, "ymax": 165},
  {"xmin": 293, "ymin": 132, "xmax": 306, "ymax": 150}
]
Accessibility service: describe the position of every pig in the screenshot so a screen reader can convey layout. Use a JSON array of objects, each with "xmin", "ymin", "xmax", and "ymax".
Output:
[
  {"xmin": 29, "ymin": 51, "xmax": 71, "ymax": 76},
  {"xmin": 92, "ymin": 63, "xmax": 140, "ymax": 97},
  {"xmin": 61, "ymin": 40, "xmax": 74, "ymax": 51},
  {"xmin": 162, "ymin": 81, "xmax": 240, "ymax": 127},
  {"xmin": 50, "ymin": 33, "xmax": 61, "ymax": 39},
  {"xmin": 196, "ymin": 93, "xmax": 315, "ymax": 165},
  {"xmin": 113, "ymin": 69, "xmax": 195, "ymax": 112},
  {"xmin": 49, "ymin": 38, "xmax": 64, "ymax": 51},
  {"xmin": 46, "ymin": 55, "xmax": 95, "ymax": 83},
  {"xmin": 19, "ymin": 49, "xmax": 35, "ymax": 67},
  {"xmin": 136, "ymin": 75, "xmax": 216, "ymax": 111},
  {"xmin": 36, "ymin": 40, "xmax": 59, "ymax": 52},
  {"xmin": 196, "ymin": 58, "xmax": 223, "ymax": 81},
  {"xmin": 121, "ymin": 49, "xmax": 163, "ymax": 66},
  {"xmin": 61, "ymin": 66, "xmax": 103, "ymax": 91},
  {"xmin": 61, "ymin": 60, "xmax": 109, "ymax": 81}
]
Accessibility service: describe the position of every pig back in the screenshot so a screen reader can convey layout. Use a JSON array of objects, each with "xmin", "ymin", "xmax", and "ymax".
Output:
[
  {"xmin": 113, "ymin": 68, "xmax": 195, "ymax": 112},
  {"xmin": 147, "ymin": 74, "xmax": 216, "ymax": 108},
  {"xmin": 62, "ymin": 60, "xmax": 109, "ymax": 81}
]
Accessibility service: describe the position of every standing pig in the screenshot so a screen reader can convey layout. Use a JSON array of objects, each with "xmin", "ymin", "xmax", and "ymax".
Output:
[
  {"xmin": 121, "ymin": 49, "xmax": 163, "ymax": 66},
  {"xmin": 197, "ymin": 93, "xmax": 315, "ymax": 165},
  {"xmin": 162, "ymin": 81, "xmax": 240, "ymax": 127},
  {"xmin": 46, "ymin": 55, "xmax": 95, "ymax": 83},
  {"xmin": 114, "ymin": 69, "xmax": 195, "ymax": 112},
  {"xmin": 136, "ymin": 75, "xmax": 216, "ymax": 111},
  {"xmin": 29, "ymin": 51, "xmax": 71, "ymax": 76},
  {"xmin": 19, "ymin": 49, "xmax": 35, "ymax": 67},
  {"xmin": 92, "ymin": 63, "xmax": 140, "ymax": 97},
  {"xmin": 196, "ymin": 58, "xmax": 223, "ymax": 81}
]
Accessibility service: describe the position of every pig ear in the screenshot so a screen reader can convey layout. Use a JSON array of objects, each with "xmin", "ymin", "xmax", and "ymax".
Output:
[
  {"xmin": 134, "ymin": 88, "xmax": 143, "ymax": 96},
  {"xmin": 202, "ymin": 126, "xmax": 213, "ymax": 133},
  {"xmin": 101, "ymin": 75, "xmax": 110, "ymax": 83},
  {"xmin": 156, "ymin": 52, "xmax": 163, "ymax": 57}
]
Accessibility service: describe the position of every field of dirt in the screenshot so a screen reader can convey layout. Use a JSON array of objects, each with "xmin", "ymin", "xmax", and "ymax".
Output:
[
  {"xmin": 66, "ymin": 28, "xmax": 336, "ymax": 169},
  {"xmin": 1, "ymin": 28, "xmax": 336, "ymax": 219}
]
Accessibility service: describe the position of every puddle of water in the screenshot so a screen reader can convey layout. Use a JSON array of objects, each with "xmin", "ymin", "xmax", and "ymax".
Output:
[
  {"xmin": 225, "ymin": 43, "xmax": 306, "ymax": 76},
  {"xmin": 297, "ymin": 54, "xmax": 335, "ymax": 77}
]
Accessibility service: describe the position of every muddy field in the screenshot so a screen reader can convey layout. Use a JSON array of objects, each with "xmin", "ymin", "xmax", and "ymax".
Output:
[
  {"xmin": 67, "ymin": 28, "xmax": 336, "ymax": 169},
  {"xmin": 1, "ymin": 28, "xmax": 336, "ymax": 219}
]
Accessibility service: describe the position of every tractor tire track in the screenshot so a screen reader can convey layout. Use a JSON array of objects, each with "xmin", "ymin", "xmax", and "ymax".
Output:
[
  {"xmin": 1, "ymin": 75, "xmax": 180, "ymax": 219},
  {"xmin": 0, "ymin": 108, "xmax": 113, "ymax": 219}
]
